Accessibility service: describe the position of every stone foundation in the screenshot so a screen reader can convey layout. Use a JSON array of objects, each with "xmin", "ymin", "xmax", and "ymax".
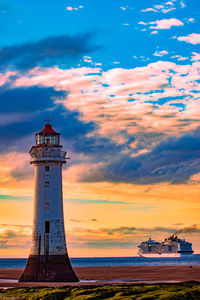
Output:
[{"xmin": 19, "ymin": 255, "xmax": 79, "ymax": 282}]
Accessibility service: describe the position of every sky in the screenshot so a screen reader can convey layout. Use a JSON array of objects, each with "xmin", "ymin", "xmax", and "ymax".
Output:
[{"xmin": 0, "ymin": 0, "xmax": 200, "ymax": 257}]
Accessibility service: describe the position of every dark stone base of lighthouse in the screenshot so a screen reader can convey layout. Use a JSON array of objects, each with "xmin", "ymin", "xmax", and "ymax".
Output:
[{"xmin": 19, "ymin": 255, "xmax": 79, "ymax": 282}]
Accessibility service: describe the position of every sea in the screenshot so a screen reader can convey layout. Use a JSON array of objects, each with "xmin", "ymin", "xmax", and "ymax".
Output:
[{"xmin": 0, "ymin": 255, "xmax": 200, "ymax": 269}]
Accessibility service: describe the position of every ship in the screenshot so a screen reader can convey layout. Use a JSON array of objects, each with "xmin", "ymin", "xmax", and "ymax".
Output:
[{"xmin": 138, "ymin": 235, "xmax": 194, "ymax": 258}]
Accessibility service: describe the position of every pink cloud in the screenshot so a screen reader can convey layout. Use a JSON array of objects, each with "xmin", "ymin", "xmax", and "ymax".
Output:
[
  {"xmin": 142, "ymin": 8, "xmax": 157, "ymax": 12},
  {"xmin": 66, "ymin": 5, "xmax": 83, "ymax": 11},
  {"xmin": 138, "ymin": 21, "xmax": 147, "ymax": 25},
  {"xmin": 154, "ymin": 50, "xmax": 168, "ymax": 57},
  {"xmin": 0, "ymin": 152, "xmax": 32, "ymax": 192},
  {"xmin": 12, "ymin": 60, "xmax": 200, "ymax": 149},
  {"xmin": 0, "ymin": 71, "xmax": 16, "ymax": 86},
  {"xmin": 165, "ymin": 1, "xmax": 174, "ymax": 5},
  {"xmin": 171, "ymin": 55, "xmax": 188, "ymax": 61},
  {"xmin": 141, "ymin": 2, "xmax": 175, "ymax": 14},
  {"xmin": 149, "ymin": 18, "xmax": 184, "ymax": 29},
  {"xmin": 191, "ymin": 52, "xmax": 200, "ymax": 61},
  {"xmin": 177, "ymin": 33, "xmax": 200, "ymax": 44},
  {"xmin": 180, "ymin": 1, "xmax": 186, "ymax": 8},
  {"xmin": 151, "ymin": 30, "xmax": 158, "ymax": 35}
]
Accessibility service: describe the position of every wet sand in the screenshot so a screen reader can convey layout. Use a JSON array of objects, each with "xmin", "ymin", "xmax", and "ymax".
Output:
[{"xmin": 0, "ymin": 266, "xmax": 200, "ymax": 287}]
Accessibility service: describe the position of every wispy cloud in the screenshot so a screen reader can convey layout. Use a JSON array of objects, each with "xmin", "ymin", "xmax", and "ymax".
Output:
[
  {"xmin": 177, "ymin": 33, "xmax": 200, "ymax": 44},
  {"xmin": 66, "ymin": 6, "xmax": 83, "ymax": 11},
  {"xmin": 72, "ymin": 199, "xmax": 130, "ymax": 204},
  {"xmin": 154, "ymin": 50, "xmax": 169, "ymax": 57},
  {"xmin": 191, "ymin": 52, "xmax": 200, "ymax": 61},
  {"xmin": 0, "ymin": 195, "xmax": 32, "ymax": 201},
  {"xmin": 142, "ymin": 0, "xmax": 186, "ymax": 13},
  {"xmin": 150, "ymin": 18, "xmax": 184, "ymax": 29},
  {"xmin": 70, "ymin": 218, "xmax": 98, "ymax": 223},
  {"xmin": 142, "ymin": 2, "xmax": 176, "ymax": 14},
  {"xmin": 69, "ymin": 224, "xmax": 198, "ymax": 249},
  {"xmin": 171, "ymin": 55, "xmax": 188, "ymax": 61},
  {"xmin": 0, "ymin": 33, "xmax": 98, "ymax": 70},
  {"xmin": 0, "ymin": 222, "xmax": 198, "ymax": 251},
  {"xmin": 10, "ymin": 60, "xmax": 200, "ymax": 158},
  {"xmin": 120, "ymin": 6, "xmax": 133, "ymax": 11},
  {"xmin": 180, "ymin": 1, "xmax": 186, "ymax": 8},
  {"xmin": 139, "ymin": 18, "xmax": 184, "ymax": 33},
  {"xmin": 0, "ymin": 225, "xmax": 31, "ymax": 249},
  {"xmin": 1, "ymin": 55, "xmax": 200, "ymax": 186}
]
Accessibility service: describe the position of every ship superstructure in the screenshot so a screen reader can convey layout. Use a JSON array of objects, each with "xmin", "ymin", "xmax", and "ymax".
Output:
[{"xmin": 138, "ymin": 235, "xmax": 194, "ymax": 257}]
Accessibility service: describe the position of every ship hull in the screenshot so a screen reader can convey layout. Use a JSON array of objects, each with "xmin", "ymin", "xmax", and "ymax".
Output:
[{"xmin": 138, "ymin": 252, "xmax": 194, "ymax": 258}]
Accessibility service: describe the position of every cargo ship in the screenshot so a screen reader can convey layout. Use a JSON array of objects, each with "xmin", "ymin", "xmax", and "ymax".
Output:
[{"xmin": 138, "ymin": 235, "xmax": 194, "ymax": 258}]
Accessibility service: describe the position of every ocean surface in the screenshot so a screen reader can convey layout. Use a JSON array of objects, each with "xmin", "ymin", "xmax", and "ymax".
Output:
[{"xmin": 0, "ymin": 255, "xmax": 200, "ymax": 269}]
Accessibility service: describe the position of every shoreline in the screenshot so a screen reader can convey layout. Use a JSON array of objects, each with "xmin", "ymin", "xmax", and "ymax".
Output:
[{"xmin": 0, "ymin": 266, "xmax": 200, "ymax": 287}]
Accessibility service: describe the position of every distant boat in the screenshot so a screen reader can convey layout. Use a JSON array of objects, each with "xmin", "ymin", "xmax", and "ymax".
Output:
[{"xmin": 138, "ymin": 235, "xmax": 194, "ymax": 258}]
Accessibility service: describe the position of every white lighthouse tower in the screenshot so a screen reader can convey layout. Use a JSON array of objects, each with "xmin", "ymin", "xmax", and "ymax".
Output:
[{"xmin": 19, "ymin": 121, "xmax": 78, "ymax": 282}]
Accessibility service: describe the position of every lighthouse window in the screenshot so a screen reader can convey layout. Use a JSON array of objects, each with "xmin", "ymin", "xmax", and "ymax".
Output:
[
  {"xmin": 45, "ymin": 181, "xmax": 50, "ymax": 187},
  {"xmin": 36, "ymin": 134, "xmax": 59, "ymax": 146},
  {"xmin": 45, "ymin": 221, "xmax": 50, "ymax": 233},
  {"xmin": 45, "ymin": 166, "xmax": 50, "ymax": 172}
]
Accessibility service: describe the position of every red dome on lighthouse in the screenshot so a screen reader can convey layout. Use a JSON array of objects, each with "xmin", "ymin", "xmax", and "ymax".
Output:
[
  {"xmin": 36, "ymin": 121, "xmax": 60, "ymax": 146},
  {"xmin": 38, "ymin": 124, "xmax": 59, "ymax": 135}
]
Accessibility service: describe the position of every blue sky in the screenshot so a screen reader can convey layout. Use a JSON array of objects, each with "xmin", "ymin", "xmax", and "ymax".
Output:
[{"xmin": 1, "ymin": 0, "xmax": 199, "ymax": 70}]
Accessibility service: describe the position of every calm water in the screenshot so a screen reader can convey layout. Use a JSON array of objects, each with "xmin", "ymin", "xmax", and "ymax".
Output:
[{"xmin": 0, "ymin": 256, "xmax": 200, "ymax": 269}]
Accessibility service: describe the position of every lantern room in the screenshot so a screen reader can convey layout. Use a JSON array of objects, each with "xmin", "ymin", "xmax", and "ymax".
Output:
[{"xmin": 36, "ymin": 123, "xmax": 60, "ymax": 146}]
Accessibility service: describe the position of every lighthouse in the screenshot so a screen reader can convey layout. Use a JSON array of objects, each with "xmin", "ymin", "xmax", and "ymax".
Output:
[{"xmin": 19, "ymin": 121, "xmax": 78, "ymax": 282}]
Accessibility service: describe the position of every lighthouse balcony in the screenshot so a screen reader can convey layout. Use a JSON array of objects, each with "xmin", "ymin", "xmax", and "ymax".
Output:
[{"xmin": 29, "ymin": 146, "xmax": 66, "ymax": 163}]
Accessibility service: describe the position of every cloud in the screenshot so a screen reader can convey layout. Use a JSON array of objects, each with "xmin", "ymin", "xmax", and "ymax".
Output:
[
  {"xmin": 139, "ymin": 18, "xmax": 184, "ymax": 33},
  {"xmin": 67, "ymin": 199, "xmax": 131, "ymax": 205},
  {"xmin": 154, "ymin": 50, "xmax": 169, "ymax": 57},
  {"xmin": 177, "ymin": 33, "xmax": 200, "ymax": 44},
  {"xmin": 10, "ymin": 164, "xmax": 33, "ymax": 181},
  {"xmin": 0, "ymin": 223, "xmax": 198, "ymax": 251},
  {"xmin": 0, "ymin": 195, "xmax": 32, "ymax": 201},
  {"xmin": 0, "ymin": 85, "xmax": 65, "ymax": 150},
  {"xmin": 83, "ymin": 56, "xmax": 92, "ymax": 63},
  {"xmin": 71, "ymin": 134, "xmax": 124, "ymax": 161},
  {"xmin": 180, "ymin": 1, "xmax": 186, "ymax": 8},
  {"xmin": 69, "ymin": 224, "xmax": 197, "ymax": 249},
  {"xmin": 0, "ymin": 84, "xmax": 95, "ymax": 152},
  {"xmin": 142, "ymin": 2, "xmax": 176, "ymax": 14},
  {"xmin": 0, "ymin": 225, "xmax": 31, "ymax": 249},
  {"xmin": 185, "ymin": 18, "xmax": 195, "ymax": 23},
  {"xmin": 0, "ymin": 33, "xmax": 98, "ymax": 70},
  {"xmin": 0, "ymin": 85, "xmax": 66, "ymax": 113},
  {"xmin": 141, "ymin": 0, "xmax": 186, "ymax": 14},
  {"xmin": 171, "ymin": 55, "xmax": 188, "ymax": 61},
  {"xmin": 142, "ymin": 8, "xmax": 158, "ymax": 13},
  {"xmin": 70, "ymin": 218, "xmax": 98, "ymax": 223},
  {"xmin": 66, "ymin": 6, "xmax": 83, "ymax": 11},
  {"xmin": 191, "ymin": 52, "xmax": 200, "ymax": 61},
  {"xmin": 80, "ymin": 129, "xmax": 200, "ymax": 184},
  {"xmin": 149, "ymin": 18, "xmax": 184, "ymax": 30},
  {"xmin": 120, "ymin": 6, "xmax": 133, "ymax": 11},
  {"xmin": 174, "ymin": 224, "xmax": 199, "ymax": 235},
  {"xmin": 1, "ymin": 224, "xmax": 31, "ymax": 228},
  {"xmin": 1, "ymin": 59, "xmax": 200, "ymax": 184}
]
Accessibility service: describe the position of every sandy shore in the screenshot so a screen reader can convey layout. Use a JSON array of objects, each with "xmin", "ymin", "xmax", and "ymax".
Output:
[{"xmin": 0, "ymin": 266, "xmax": 200, "ymax": 287}]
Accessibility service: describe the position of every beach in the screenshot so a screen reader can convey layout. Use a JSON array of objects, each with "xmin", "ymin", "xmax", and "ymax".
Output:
[{"xmin": 0, "ymin": 266, "xmax": 200, "ymax": 287}]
